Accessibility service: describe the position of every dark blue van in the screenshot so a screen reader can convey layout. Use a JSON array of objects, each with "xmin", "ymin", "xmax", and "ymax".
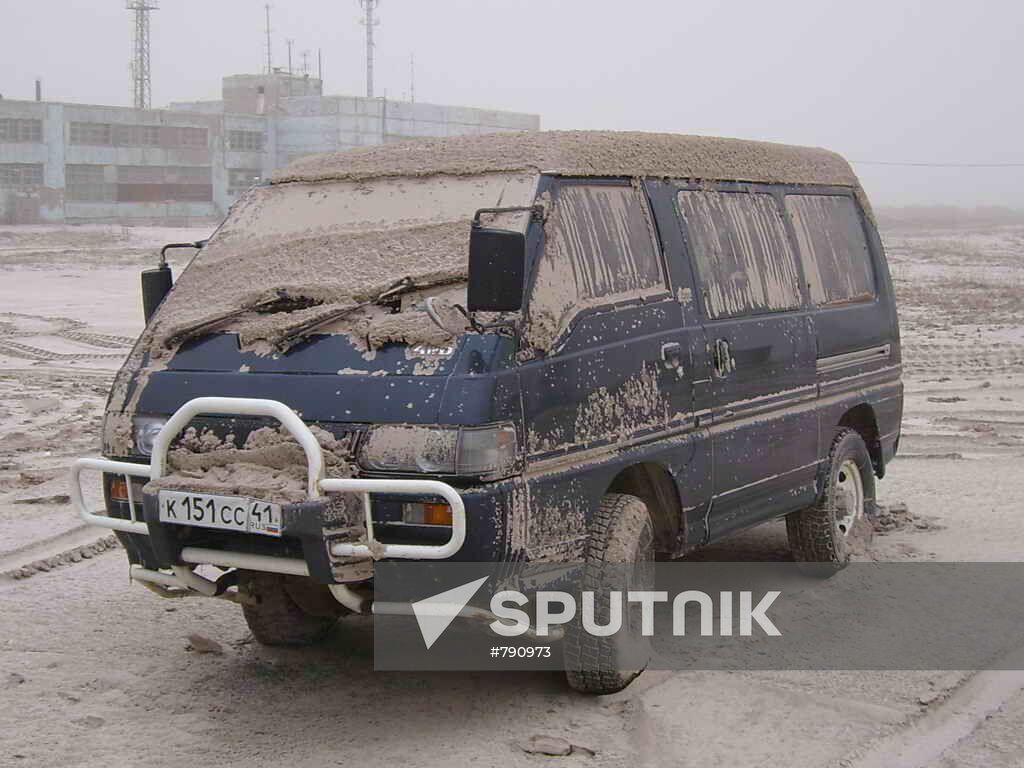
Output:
[{"xmin": 72, "ymin": 131, "xmax": 902, "ymax": 693}]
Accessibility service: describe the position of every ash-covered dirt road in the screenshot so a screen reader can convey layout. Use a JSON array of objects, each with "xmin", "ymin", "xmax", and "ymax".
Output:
[{"xmin": 2, "ymin": 223, "xmax": 1024, "ymax": 767}]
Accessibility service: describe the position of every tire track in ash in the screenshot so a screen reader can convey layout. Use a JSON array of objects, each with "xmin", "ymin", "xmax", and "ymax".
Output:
[
  {"xmin": 0, "ymin": 339, "xmax": 126, "ymax": 362},
  {"xmin": 0, "ymin": 311, "xmax": 132, "ymax": 361},
  {"xmin": 902, "ymin": 342, "xmax": 1024, "ymax": 375},
  {"xmin": 57, "ymin": 330, "xmax": 134, "ymax": 349}
]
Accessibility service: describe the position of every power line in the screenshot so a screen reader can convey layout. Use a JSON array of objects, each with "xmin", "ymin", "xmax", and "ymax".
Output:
[{"xmin": 852, "ymin": 160, "xmax": 1024, "ymax": 168}]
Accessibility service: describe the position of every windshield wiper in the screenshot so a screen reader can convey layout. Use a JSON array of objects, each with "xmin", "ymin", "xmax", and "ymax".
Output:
[
  {"xmin": 164, "ymin": 290, "xmax": 323, "ymax": 348},
  {"xmin": 272, "ymin": 275, "xmax": 461, "ymax": 352}
]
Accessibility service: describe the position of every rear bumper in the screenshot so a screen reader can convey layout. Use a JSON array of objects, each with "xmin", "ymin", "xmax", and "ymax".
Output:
[{"xmin": 70, "ymin": 397, "xmax": 467, "ymax": 585}]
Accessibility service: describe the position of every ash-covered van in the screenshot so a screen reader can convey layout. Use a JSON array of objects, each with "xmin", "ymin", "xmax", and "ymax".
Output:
[{"xmin": 72, "ymin": 131, "xmax": 902, "ymax": 693}]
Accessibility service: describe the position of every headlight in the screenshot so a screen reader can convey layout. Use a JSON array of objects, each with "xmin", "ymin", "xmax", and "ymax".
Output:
[
  {"xmin": 359, "ymin": 423, "xmax": 517, "ymax": 478},
  {"xmin": 132, "ymin": 416, "xmax": 167, "ymax": 457}
]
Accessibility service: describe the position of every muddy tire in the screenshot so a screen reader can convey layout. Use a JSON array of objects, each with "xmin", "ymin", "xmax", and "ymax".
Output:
[
  {"xmin": 239, "ymin": 572, "xmax": 346, "ymax": 646},
  {"xmin": 786, "ymin": 428, "xmax": 876, "ymax": 572},
  {"xmin": 564, "ymin": 493, "xmax": 655, "ymax": 695}
]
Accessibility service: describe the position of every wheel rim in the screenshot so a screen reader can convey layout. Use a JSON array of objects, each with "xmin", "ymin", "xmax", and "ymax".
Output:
[{"xmin": 834, "ymin": 458, "xmax": 864, "ymax": 537}]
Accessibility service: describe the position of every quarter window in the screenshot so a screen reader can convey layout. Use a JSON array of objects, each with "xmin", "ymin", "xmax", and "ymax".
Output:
[
  {"xmin": 527, "ymin": 183, "xmax": 666, "ymax": 349},
  {"xmin": 677, "ymin": 190, "xmax": 801, "ymax": 319},
  {"xmin": 784, "ymin": 195, "xmax": 875, "ymax": 306}
]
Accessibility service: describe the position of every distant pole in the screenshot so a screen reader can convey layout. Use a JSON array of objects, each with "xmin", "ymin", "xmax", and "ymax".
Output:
[
  {"xmin": 360, "ymin": 0, "xmax": 379, "ymax": 98},
  {"xmin": 318, "ymin": 48, "xmax": 323, "ymax": 83},
  {"xmin": 264, "ymin": 4, "xmax": 273, "ymax": 74},
  {"xmin": 286, "ymin": 38, "xmax": 295, "ymax": 96},
  {"xmin": 127, "ymin": 0, "xmax": 159, "ymax": 109},
  {"xmin": 409, "ymin": 53, "xmax": 415, "ymax": 103}
]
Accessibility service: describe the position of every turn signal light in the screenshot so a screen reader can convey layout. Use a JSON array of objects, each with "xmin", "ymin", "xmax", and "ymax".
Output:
[
  {"xmin": 109, "ymin": 477, "xmax": 129, "ymax": 502},
  {"xmin": 403, "ymin": 502, "xmax": 453, "ymax": 526}
]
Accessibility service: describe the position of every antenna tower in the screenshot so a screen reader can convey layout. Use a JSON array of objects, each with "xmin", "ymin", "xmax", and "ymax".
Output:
[
  {"xmin": 127, "ymin": 0, "xmax": 159, "ymax": 109},
  {"xmin": 360, "ymin": 0, "xmax": 380, "ymax": 98},
  {"xmin": 264, "ymin": 4, "xmax": 273, "ymax": 73}
]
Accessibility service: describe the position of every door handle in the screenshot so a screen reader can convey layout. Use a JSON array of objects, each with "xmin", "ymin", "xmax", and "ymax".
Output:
[
  {"xmin": 660, "ymin": 342, "xmax": 685, "ymax": 378},
  {"xmin": 713, "ymin": 338, "xmax": 735, "ymax": 376}
]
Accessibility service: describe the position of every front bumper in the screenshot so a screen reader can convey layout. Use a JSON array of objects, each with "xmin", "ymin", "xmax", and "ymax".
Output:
[{"xmin": 70, "ymin": 397, "xmax": 467, "ymax": 587}]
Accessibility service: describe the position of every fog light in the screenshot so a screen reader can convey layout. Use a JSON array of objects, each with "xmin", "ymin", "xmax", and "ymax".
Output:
[
  {"xmin": 109, "ymin": 477, "xmax": 129, "ymax": 502},
  {"xmin": 403, "ymin": 502, "xmax": 453, "ymax": 526}
]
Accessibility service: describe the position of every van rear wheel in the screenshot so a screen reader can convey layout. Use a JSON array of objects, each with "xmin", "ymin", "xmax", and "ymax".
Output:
[
  {"xmin": 564, "ymin": 493, "xmax": 655, "ymax": 695},
  {"xmin": 239, "ymin": 572, "xmax": 347, "ymax": 646},
  {"xmin": 786, "ymin": 427, "xmax": 876, "ymax": 571}
]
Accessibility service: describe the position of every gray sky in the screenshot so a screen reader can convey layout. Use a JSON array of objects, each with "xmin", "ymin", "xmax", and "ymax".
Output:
[{"xmin": 3, "ymin": 0, "xmax": 1022, "ymax": 207}]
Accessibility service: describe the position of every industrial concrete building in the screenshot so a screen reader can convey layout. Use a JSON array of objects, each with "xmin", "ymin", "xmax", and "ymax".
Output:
[{"xmin": 0, "ymin": 72, "xmax": 540, "ymax": 225}]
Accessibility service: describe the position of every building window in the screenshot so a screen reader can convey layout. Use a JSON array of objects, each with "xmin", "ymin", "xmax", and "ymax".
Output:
[
  {"xmin": 71, "ymin": 123, "xmax": 208, "ymax": 149},
  {"xmin": 69, "ymin": 122, "xmax": 114, "ymax": 145},
  {"xmin": 114, "ymin": 165, "xmax": 213, "ymax": 203},
  {"xmin": 165, "ymin": 166, "xmax": 212, "ymax": 184},
  {"xmin": 140, "ymin": 125, "xmax": 161, "ymax": 146},
  {"xmin": 227, "ymin": 130, "xmax": 266, "ymax": 151},
  {"xmin": 117, "ymin": 165, "xmax": 165, "ymax": 184},
  {"xmin": 0, "ymin": 163, "xmax": 44, "ymax": 186},
  {"xmin": 165, "ymin": 184, "xmax": 215, "ymax": 202},
  {"xmin": 66, "ymin": 164, "xmax": 115, "ymax": 201},
  {"xmin": 0, "ymin": 118, "xmax": 43, "ymax": 143},
  {"xmin": 228, "ymin": 168, "xmax": 262, "ymax": 195},
  {"xmin": 111, "ymin": 125, "xmax": 134, "ymax": 146},
  {"xmin": 66, "ymin": 164, "xmax": 213, "ymax": 203},
  {"xmin": 110, "ymin": 124, "xmax": 162, "ymax": 147},
  {"xmin": 177, "ymin": 127, "xmax": 208, "ymax": 148}
]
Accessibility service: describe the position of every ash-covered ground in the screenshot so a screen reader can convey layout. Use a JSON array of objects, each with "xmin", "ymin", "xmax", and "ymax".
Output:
[{"xmin": 1, "ymin": 222, "xmax": 1023, "ymax": 766}]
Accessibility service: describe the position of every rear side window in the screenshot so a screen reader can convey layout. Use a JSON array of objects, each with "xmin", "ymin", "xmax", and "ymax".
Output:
[
  {"xmin": 784, "ymin": 195, "xmax": 875, "ymax": 306},
  {"xmin": 527, "ymin": 183, "xmax": 665, "ymax": 349},
  {"xmin": 676, "ymin": 190, "xmax": 801, "ymax": 319}
]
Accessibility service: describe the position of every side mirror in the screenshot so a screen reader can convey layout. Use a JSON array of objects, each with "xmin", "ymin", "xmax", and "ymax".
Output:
[
  {"xmin": 141, "ymin": 264, "xmax": 173, "ymax": 323},
  {"xmin": 141, "ymin": 240, "xmax": 205, "ymax": 323},
  {"xmin": 467, "ymin": 227, "xmax": 526, "ymax": 312}
]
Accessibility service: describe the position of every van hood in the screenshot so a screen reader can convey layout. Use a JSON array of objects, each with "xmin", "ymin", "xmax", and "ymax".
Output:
[{"xmin": 125, "ymin": 331, "xmax": 516, "ymax": 427}]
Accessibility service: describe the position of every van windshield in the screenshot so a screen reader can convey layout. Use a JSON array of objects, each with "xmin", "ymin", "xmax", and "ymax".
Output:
[{"xmin": 148, "ymin": 171, "xmax": 538, "ymax": 354}]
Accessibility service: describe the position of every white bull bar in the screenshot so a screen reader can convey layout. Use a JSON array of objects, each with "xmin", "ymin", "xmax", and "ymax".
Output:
[{"xmin": 69, "ymin": 397, "xmax": 467, "ymax": 578}]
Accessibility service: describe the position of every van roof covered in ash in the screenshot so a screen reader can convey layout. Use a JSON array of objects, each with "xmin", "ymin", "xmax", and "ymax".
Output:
[{"xmin": 272, "ymin": 130, "xmax": 860, "ymax": 188}]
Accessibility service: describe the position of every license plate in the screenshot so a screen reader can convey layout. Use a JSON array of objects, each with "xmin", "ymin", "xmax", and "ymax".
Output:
[{"xmin": 157, "ymin": 491, "xmax": 283, "ymax": 537}]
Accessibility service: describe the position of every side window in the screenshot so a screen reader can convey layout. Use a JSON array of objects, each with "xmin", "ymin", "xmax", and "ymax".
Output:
[
  {"xmin": 677, "ymin": 189, "xmax": 801, "ymax": 319},
  {"xmin": 784, "ymin": 194, "xmax": 875, "ymax": 306},
  {"xmin": 527, "ymin": 183, "xmax": 666, "ymax": 350}
]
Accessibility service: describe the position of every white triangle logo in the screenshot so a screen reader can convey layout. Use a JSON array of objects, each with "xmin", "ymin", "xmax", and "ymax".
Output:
[{"xmin": 411, "ymin": 576, "xmax": 489, "ymax": 649}]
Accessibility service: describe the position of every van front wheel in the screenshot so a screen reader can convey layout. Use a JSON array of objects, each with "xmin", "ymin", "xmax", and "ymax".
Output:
[
  {"xmin": 564, "ymin": 493, "xmax": 655, "ymax": 695},
  {"xmin": 786, "ymin": 427, "xmax": 876, "ymax": 570}
]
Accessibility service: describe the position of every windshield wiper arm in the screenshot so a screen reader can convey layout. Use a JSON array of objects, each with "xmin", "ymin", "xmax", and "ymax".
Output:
[
  {"xmin": 272, "ymin": 275, "xmax": 461, "ymax": 352},
  {"xmin": 164, "ymin": 290, "xmax": 322, "ymax": 348}
]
